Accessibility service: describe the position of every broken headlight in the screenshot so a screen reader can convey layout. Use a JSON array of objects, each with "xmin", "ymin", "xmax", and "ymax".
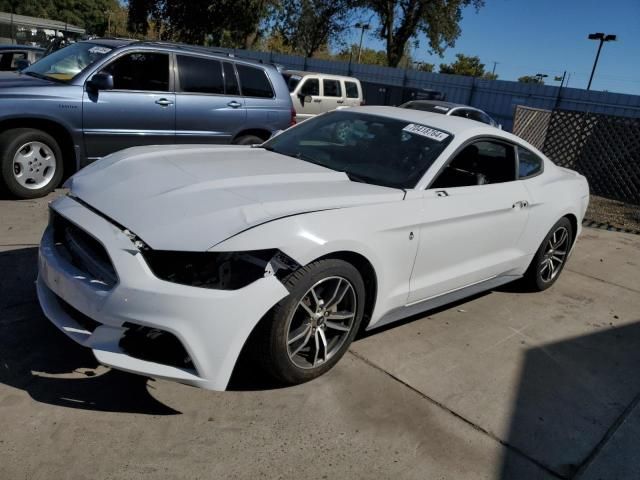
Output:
[{"xmin": 141, "ymin": 249, "xmax": 299, "ymax": 290}]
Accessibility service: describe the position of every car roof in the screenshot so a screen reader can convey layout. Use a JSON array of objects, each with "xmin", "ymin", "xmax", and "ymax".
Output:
[
  {"xmin": 82, "ymin": 39, "xmax": 271, "ymax": 69},
  {"xmin": 344, "ymin": 106, "xmax": 514, "ymax": 139},
  {"xmin": 283, "ymin": 70, "xmax": 360, "ymax": 82},
  {"xmin": 0, "ymin": 45, "xmax": 44, "ymax": 52}
]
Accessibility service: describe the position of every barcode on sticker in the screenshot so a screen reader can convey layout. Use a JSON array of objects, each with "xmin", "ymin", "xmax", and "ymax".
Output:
[{"xmin": 403, "ymin": 124, "xmax": 449, "ymax": 142}]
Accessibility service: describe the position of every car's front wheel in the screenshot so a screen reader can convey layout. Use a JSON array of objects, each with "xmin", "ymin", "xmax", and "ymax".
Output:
[
  {"xmin": 523, "ymin": 217, "xmax": 573, "ymax": 291},
  {"xmin": 0, "ymin": 128, "xmax": 63, "ymax": 199},
  {"xmin": 259, "ymin": 259, "xmax": 366, "ymax": 385}
]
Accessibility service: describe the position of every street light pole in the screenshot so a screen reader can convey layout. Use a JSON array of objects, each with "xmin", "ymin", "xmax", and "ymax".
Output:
[
  {"xmin": 587, "ymin": 32, "xmax": 616, "ymax": 91},
  {"xmin": 354, "ymin": 22, "xmax": 370, "ymax": 64}
]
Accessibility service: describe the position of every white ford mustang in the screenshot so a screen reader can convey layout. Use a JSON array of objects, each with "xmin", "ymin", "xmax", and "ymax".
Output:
[{"xmin": 37, "ymin": 106, "xmax": 589, "ymax": 390}]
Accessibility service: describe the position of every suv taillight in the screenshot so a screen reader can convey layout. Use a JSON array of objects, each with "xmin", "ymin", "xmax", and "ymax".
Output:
[{"xmin": 290, "ymin": 108, "xmax": 297, "ymax": 126}]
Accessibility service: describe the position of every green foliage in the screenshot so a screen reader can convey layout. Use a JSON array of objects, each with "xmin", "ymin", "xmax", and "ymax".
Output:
[
  {"xmin": 0, "ymin": 0, "xmax": 121, "ymax": 35},
  {"xmin": 274, "ymin": 0, "xmax": 359, "ymax": 58},
  {"xmin": 439, "ymin": 53, "xmax": 497, "ymax": 79},
  {"xmin": 366, "ymin": 0, "xmax": 485, "ymax": 67},
  {"xmin": 414, "ymin": 62, "xmax": 435, "ymax": 72},
  {"xmin": 334, "ymin": 44, "xmax": 388, "ymax": 66},
  {"xmin": 127, "ymin": 0, "xmax": 276, "ymax": 48},
  {"xmin": 518, "ymin": 75, "xmax": 544, "ymax": 84}
]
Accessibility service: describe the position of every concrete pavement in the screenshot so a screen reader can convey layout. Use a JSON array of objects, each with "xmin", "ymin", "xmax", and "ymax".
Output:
[{"xmin": 1, "ymin": 191, "xmax": 638, "ymax": 479}]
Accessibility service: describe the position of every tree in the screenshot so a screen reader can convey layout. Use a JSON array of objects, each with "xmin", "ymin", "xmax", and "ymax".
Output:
[
  {"xmin": 0, "ymin": 0, "xmax": 121, "ymax": 35},
  {"xmin": 366, "ymin": 0, "xmax": 484, "ymax": 68},
  {"xmin": 439, "ymin": 53, "xmax": 497, "ymax": 79},
  {"xmin": 414, "ymin": 61, "xmax": 434, "ymax": 72},
  {"xmin": 518, "ymin": 75, "xmax": 544, "ymax": 84},
  {"xmin": 274, "ymin": 0, "xmax": 359, "ymax": 58},
  {"xmin": 127, "ymin": 0, "xmax": 275, "ymax": 48},
  {"xmin": 334, "ymin": 44, "xmax": 388, "ymax": 66}
]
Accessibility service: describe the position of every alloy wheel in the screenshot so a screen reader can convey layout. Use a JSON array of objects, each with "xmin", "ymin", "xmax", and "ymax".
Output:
[
  {"xmin": 539, "ymin": 226, "xmax": 570, "ymax": 283},
  {"xmin": 286, "ymin": 276, "xmax": 357, "ymax": 369}
]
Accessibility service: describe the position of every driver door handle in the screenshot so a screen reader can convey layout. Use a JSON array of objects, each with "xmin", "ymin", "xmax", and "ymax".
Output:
[
  {"xmin": 227, "ymin": 100, "xmax": 242, "ymax": 108},
  {"xmin": 313, "ymin": 98, "xmax": 322, "ymax": 103},
  {"xmin": 155, "ymin": 98, "xmax": 173, "ymax": 107},
  {"xmin": 512, "ymin": 200, "xmax": 529, "ymax": 209}
]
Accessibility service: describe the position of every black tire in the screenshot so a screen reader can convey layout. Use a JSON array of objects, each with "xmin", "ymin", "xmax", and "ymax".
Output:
[
  {"xmin": 0, "ymin": 128, "xmax": 63, "ymax": 199},
  {"xmin": 523, "ymin": 217, "xmax": 573, "ymax": 291},
  {"xmin": 232, "ymin": 134, "xmax": 264, "ymax": 146},
  {"xmin": 258, "ymin": 259, "xmax": 366, "ymax": 385}
]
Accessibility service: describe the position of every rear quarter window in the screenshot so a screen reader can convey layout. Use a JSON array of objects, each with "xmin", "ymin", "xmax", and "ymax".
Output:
[
  {"xmin": 236, "ymin": 64, "xmax": 274, "ymax": 98},
  {"xmin": 518, "ymin": 146, "xmax": 544, "ymax": 178}
]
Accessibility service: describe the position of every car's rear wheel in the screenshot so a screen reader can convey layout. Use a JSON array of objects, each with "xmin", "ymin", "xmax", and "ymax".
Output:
[
  {"xmin": 259, "ymin": 259, "xmax": 366, "ymax": 385},
  {"xmin": 523, "ymin": 217, "xmax": 573, "ymax": 291},
  {"xmin": 0, "ymin": 128, "xmax": 63, "ymax": 199},
  {"xmin": 233, "ymin": 134, "xmax": 264, "ymax": 146}
]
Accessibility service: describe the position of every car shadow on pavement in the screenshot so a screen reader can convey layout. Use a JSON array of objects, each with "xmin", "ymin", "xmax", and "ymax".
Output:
[
  {"xmin": 499, "ymin": 320, "xmax": 640, "ymax": 479},
  {"xmin": 0, "ymin": 247, "xmax": 179, "ymax": 415}
]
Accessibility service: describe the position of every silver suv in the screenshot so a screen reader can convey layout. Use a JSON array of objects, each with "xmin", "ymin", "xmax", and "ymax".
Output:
[{"xmin": 0, "ymin": 39, "xmax": 295, "ymax": 199}]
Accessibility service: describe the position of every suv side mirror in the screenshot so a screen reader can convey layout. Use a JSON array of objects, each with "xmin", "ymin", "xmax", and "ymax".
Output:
[
  {"xmin": 303, "ymin": 95, "xmax": 312, "ymax": 104},
  {"xmin": 87, "ymin": 72, "xmax": 114, "ymax": 92},
  {"xmin": 15, "ymin": 59, "xmax": 31, "ymax": 71}
]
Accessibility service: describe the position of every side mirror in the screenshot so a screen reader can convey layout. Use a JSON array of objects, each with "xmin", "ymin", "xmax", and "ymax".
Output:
[
  {"xmin": 15, "ymin": 59, "xmax": 31, "ymax": 71},
  {"xmin": 87, "ymin": 72, "xmax": 114, "ymax": 92},
  {"xmin": 303, "ymin": 95, "xmax": 312, "ymax": 104}
]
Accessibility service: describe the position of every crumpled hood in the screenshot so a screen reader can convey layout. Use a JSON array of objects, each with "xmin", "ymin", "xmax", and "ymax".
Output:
[{"xmin": 68, "ymin": 145, "xmax": 404, "ymax": 251}]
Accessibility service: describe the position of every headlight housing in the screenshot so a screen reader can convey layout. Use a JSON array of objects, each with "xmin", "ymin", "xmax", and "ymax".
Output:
[{"xmin": 141, "ymin": 249, "xmax": 299, "ymax": 290}]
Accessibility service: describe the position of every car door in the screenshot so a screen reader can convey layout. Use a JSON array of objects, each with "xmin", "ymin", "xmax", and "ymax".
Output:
[
  {"xmin": 82, "ymin": 51, "xmax": 175, "ymax": 160},
  {"xmin": 293, "ymin": 77, "xmax": 322, "ymax": 121},
  {"xmin": 174, "ymin": 55, "xmax": 246, "ymax": 144},
  {"xmin": 408, "ymin": 139, "xmax": 531, "ymax": 303},
  {"xmin": 321, "ymin": 78, "xmax": 344, "ymax": 112},
  {"xmin": 343, "ymin": 80, "xmax": 361, "ymax": 107}
]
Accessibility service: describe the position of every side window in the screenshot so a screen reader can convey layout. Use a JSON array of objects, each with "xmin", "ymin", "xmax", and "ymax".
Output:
[
  {"xmin": 223, "ymin": 62, "xmax": 239, "ymax": 95},
  {"xmin": 300, "ymin": 78, "xmax": 319, "ymax": 96},
  {"xmin": 236, "ymin": 64, "xmax": 274, "ymax": 98},
  {"xmin": 177, "ymin": 55, "xmax": 223, "ymax": 94},
  {"xmin": 467, "ymin": 110, "xmax": 487, "ymax": 124},
  {"xmin": 0, "ymin": 53, "xmax": 12, "ymax": 70},
  {"xmin": 518, "ymin": 146, "xmax": 543, "ymax": 178},
  {"xmin": 430, "ymin": 140, "xmax": 516, "ymax": 189},
  {"xmin": 11, "ymin": 52, "xmax": 27, "ymax": 70},
  {"xmin": 345, "ymin": 81, "xmax": 359, "ymax": 98},
  {"xmin": 323, "ymin": 79, "xmax": 341, "ymax": 97},
  {"xmin": 101, "ymin": 52, "xmax": 169, "ymax": 91}
]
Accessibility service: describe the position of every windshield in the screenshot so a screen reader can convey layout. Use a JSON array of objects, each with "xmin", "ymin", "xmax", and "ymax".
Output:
[
  {"xmin": 263, "ymin": 111, "xmax": 453, "ymax": 189},
  {"xmin": 23, "ymin": 42, "xmax": 113, "ymax": 82},
  {"xmin": 400, "ymin": 101, "xmax": 452, "ymax": 114}
]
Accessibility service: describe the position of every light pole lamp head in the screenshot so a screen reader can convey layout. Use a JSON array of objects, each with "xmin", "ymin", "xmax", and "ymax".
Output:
[
  {"xmin": 588, "ymin": 32, "xmax": 605, "ymax": 40},
  {"xmin": 604, "ymin": 34, "xmax": 617, "ymax": 41}
]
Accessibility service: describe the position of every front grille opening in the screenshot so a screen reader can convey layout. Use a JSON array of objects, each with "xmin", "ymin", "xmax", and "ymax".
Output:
[
  {"xmin": 56, "ymin": 293, "xmax": 102, "ymax": 333},
  {"xmin": 51, "ymin": 210, "xmax": 118, "ymax": 288},
  {"xmin": 119, "ymin": 323, "xmax": 195, "ymax": 372}
]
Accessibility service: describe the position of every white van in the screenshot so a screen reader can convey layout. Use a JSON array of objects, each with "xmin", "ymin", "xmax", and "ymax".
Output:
[{"xmin": 282, "ymin": 71, "xmax": 363, "ymax": 121}]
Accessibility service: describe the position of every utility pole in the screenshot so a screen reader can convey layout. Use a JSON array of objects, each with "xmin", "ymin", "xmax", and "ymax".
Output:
[
  {"xmin": 354, "ymin": 23, "xmax": 370, "ymax": 64},
  {"xmin": 491, "ymin": 61, "xmax": 499, "ymax": 75},
  {"xmin": 587, "ymin": 32, "xmax": 616, "ymax": 90}
]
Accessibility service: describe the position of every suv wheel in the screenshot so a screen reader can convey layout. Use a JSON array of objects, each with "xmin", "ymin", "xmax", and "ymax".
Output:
[
  {"xmin": 233, "ymin": 134, "xmax": 264, "ymax": 146},
  {"xmin": 0, "ymin": 128, "xmax": 63, "ymax": 199}
]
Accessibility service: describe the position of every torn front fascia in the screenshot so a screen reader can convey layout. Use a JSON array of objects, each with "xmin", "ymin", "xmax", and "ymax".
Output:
[
  {"xmin": 264, "ymin": 250, "xmax": 300, "ymax": 280},
  {"xmin": 122, "ymin": 229, "xmax": 150, "ymax": 252}
]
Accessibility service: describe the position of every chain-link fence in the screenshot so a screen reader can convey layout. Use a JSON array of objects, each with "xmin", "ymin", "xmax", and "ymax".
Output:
[{"xmin": 513, "ymin": 106, "xmax": 640, "ymax": 205}]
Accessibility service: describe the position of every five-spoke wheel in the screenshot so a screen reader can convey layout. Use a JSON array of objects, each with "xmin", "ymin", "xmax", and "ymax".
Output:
[{"xmin": 524, "ymin": 217, "xmax": 574, "ymax": 291}]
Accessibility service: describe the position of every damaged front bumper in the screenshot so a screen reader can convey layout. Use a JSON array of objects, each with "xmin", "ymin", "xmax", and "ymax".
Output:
[{"xmin": 37, "ymin": 195, "xmax": 289, "ymax": 390}]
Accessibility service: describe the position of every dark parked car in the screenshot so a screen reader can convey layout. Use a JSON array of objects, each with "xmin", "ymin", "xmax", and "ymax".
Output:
[
  {"xmin": 0, "ymin": 39, "xmax": 295, "ymax": 198},
  {"xmin": 399, "ymin": 100, "xmax": 500, "ymax": 128},
  {"xmin": 0, "ymin": 45, "xmax": 44, "ymax": 71}
]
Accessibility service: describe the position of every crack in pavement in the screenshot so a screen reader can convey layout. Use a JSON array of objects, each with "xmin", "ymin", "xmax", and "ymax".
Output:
[{"xmin": 565, "ymin": 267, "xmax": 640, "ymax": 295}]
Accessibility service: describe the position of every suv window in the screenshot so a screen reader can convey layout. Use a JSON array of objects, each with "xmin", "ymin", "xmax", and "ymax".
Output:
[
  {"xmin": 177, "ymin": 55, "xmax": 223, "ymax": 94},
  {"xmin": 236, "ymin": 64, "xmax": 274, "ymax": 98},
  {"xmin": 223, "ymin": 62, "xmax": 239, "ymax": 96},
  {"xmin": 518, "ymin": 146, "xmax": 543, "ymax": 178},
  {"xmin": 431, "ymin": 140, "xmax": 516, "ymax": 188},
  {"xmin": 323, "ymin": 79, "xmax": 341, "ymax": 97},
  {"xmin": 300, "ymin": 78, "xmax": 319, "ymax": 96},
  {"xmin": 345, "ymin": 81, "xmax": 359, "ymax": 98},
  {"xmin": 102, "ymin": 52, "xmax": 169, "ymax": 92}
]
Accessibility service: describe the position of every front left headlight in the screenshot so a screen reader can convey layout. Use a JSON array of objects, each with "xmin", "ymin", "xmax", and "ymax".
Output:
[{"xmin": 141, "ymin": 249, "xmax": 298, "ymax": 290}]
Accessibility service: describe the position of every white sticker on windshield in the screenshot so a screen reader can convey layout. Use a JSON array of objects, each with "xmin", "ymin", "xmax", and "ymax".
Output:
[
  {"xmin": 403, "ymin": 123, "xmax": 449, "ymax": 142},
  {"xmin": 88, "ymin": 46, "xmax": 112, "ymax": 54}
]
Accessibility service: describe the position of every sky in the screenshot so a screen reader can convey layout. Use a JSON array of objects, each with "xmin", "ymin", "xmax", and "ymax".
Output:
[{"xmin": 342, "ymin": 0, "xmax": 640, "ymax": 95}]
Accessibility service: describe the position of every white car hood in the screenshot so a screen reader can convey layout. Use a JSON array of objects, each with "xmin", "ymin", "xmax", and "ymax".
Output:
[{"xmin": 68, "ymin": 145, "xmax": 404, "ymax": 251}]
